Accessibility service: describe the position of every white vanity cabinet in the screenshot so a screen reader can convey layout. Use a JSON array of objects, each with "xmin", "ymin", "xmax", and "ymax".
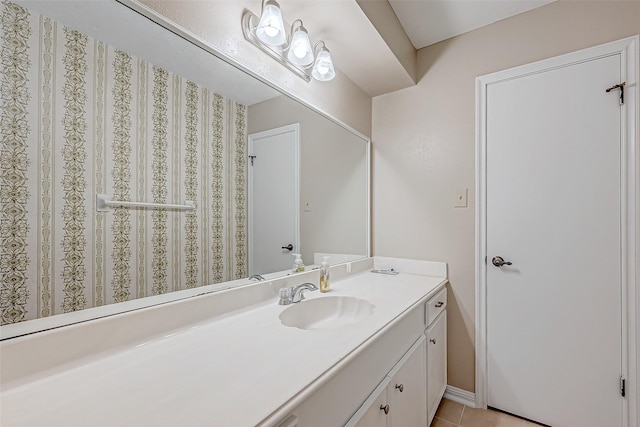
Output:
[
  {"xmin": 426, "ymin": 287, "xmax": 447, "ymax": 424},
  {"xmin": 284, "ymin": 301, "xmax": 427, "ymax": 427},
  {"xmin": 339, "ymin": 286, "xmax": 447, "ymax": 427},
  {"xmin": 347, "ymin": 336, "xmax": 427, "ymax": 427}
]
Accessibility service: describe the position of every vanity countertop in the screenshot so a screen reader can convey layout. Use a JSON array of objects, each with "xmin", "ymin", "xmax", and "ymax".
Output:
[{"xmin": 1, "ymin": 265, "xmax": 446, "ymax": 426}]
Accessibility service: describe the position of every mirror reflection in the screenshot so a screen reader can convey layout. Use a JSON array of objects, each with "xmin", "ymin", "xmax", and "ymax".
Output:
[{"xmin": 0, "ymin": 0, "xmax": 369, "ymax": 329}]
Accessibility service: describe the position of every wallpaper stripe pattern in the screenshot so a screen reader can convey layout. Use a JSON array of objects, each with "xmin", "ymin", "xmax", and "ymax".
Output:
[
  {"xmin": 39, "ymin": 15, "xmax": 53, "ymax": 317},
  {"xmin": 136, "ymin": 58, "xmax": 146, "ymax": 300},
  {"xmin": 151, "ymin": 66, "xmax": 168, "ymax": 297},
  {"xmin": 111, "ymin": 50, "xmax": 132, "ymax": 303},
  {"xmin": 0, "ymin": 2, "xmax": 248, "ymax": 325},
  {"xmin": 184, "ymin": 82, "xmax": 198, "ymax": 289},
  {"xmin": 0, "ymin": 2, "xmax": 31, "ymax": 324},
  {"xmin": 94, "ymin": 39, "xmax": 106, "ymax": 308},
  {"xmin": 212, "ymin": 94, "xmax": 225, "ymax": 283},
  {"xmin": 60, "ymin": 27, "xmax": 88, "ymax": 313}
]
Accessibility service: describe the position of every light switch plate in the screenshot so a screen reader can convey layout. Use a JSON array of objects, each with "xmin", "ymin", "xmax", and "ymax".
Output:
[
  {"xmin": 455, "ymin": 188, "xmax": 468, "ymax": 208},
  {"xmin": 303, "ymin": 201, "xmax": 312, "ymax": 212}
]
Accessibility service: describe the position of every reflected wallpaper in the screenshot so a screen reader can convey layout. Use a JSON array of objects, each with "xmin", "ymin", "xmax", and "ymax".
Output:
[{"xmin": 0, "ymin": 1, "xmax": 248, "ymax": 324}]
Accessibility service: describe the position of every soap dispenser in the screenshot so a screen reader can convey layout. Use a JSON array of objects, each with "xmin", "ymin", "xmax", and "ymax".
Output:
[
  {"xmin": 292, "ymin": 253, "xmax": 305, "ymax": 273},
  {"xmin": 319, "ymin": 256, "xmax": 330, "ymax": 293}
]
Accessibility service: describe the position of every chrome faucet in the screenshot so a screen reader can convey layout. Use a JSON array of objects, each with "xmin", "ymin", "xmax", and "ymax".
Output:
[
  {"xmin": 278, "ymin": 283, "xmax": 318, "ymax": 305},
  {"xmin": 291, "ymin": 283, "xmax": 318, "ymax": 302},
  {"xmin": 249, "ymin": 274, "xmax": 265, "ymax": 281}
]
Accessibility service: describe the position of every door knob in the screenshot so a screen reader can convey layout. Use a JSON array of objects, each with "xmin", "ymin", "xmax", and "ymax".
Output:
[
  {"xmin": 281, "ymin": 244, "xmax": 293, "ymax": 251},
  {"xmin": 492, "ymin": 256, "xmax": 512, "ymax": 267}
]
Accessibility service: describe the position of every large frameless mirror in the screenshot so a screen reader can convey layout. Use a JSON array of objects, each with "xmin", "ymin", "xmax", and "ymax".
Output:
[{"xmin": 0, "ymin": 0, "xmax": 369, "ymax": 337}]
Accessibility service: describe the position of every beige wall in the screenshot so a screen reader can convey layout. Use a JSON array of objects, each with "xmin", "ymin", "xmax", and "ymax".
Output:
[
  {"xmin": 372, "ymin": 0, "xmax": 640, "ymax": 393},
  {"xmin": 137, "ymin": 0, "xmax": 372, "ymax": 137},
  {"xmin": 248, "ymin": 96, "xmax": 369, "ymax": 267}
]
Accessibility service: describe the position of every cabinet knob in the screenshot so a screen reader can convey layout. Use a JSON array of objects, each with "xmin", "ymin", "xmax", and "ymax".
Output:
[
  {"xmin": 430, "ymin": 338, "xmax": 437, "ymax": 344},
  {"xmin": 395, "ymin": 384, "xmax": 404, "ymax": 392},
  {"xmin": 380, "ymin": 404, "xmax": 390, "ymax": 415},
  {"xmin": 435, "ymin": 301, "xmax": 444, "ymax": 308}
]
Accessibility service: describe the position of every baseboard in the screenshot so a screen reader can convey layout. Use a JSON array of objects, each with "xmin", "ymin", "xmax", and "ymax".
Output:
[{"xmin": 443, "ymin": 385, "xmax": 476, "ymax": 408}]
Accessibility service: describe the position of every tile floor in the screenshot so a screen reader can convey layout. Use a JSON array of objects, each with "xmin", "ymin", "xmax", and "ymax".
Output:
[{"xmin": 431, "ymin": 398, "xmax": 542, "ymax": 427}]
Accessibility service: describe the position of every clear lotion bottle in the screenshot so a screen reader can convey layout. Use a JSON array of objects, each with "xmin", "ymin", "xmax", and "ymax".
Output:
[
  {"xmin": 319, "ymin": 256, "xmax": 330, "ymax": 292},
  {"xmin": 292, "ymin": 253, "xmax": 305, "ymax": 273}
]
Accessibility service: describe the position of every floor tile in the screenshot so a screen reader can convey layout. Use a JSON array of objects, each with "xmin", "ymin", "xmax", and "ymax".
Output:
[
  {"xmin": 431, "ymin": 417, "xmax": 458, "ymax": 427},
  {"xmin": 460, "ymin": 406, "xmax": 531, "ymax": 427},
  {"xmin": 434, "ymin": 398, "xmax": 464, "ymax": 425}
]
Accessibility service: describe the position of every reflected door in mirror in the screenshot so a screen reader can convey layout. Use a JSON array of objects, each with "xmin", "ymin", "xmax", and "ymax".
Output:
[{"xmin": 248, "ymin": 124, "xmax": 300, "ymax": 275}]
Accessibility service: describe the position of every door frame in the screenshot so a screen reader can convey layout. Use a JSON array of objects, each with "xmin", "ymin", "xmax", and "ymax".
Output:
[
  {"xmin": 247, "ymin": 123, "xmax": 301, "ymax": 276},
  {"xmin": 475, "ymin": 36, "xmax": 638, "ymax": 425}
]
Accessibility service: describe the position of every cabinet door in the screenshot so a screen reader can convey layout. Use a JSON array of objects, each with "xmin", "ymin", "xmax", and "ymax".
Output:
[
  {"xmin": 351, "ymin": 385, "xmax": 389, "ymax": 427},
  {"xmin": 389, "ymin": 337, "xmax": 427, "ymax": 427},
  {"xmin": 427, "ymin": 310, "xmax": 447, "ymax": 423}
]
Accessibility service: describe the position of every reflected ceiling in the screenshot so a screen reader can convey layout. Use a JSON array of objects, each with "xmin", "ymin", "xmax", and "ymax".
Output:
[{"xmin": 21, "ymin": 1, "xmax": 280, "ymax": 106}]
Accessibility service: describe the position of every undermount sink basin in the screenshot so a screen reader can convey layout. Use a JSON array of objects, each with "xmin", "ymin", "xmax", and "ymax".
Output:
[{"xmin": 279, "ymin": 296, "xmax": 375, "ymax": 330}]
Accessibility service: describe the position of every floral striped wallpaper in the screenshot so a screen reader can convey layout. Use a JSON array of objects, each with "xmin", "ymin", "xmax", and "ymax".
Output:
[{"xmin": 0, "ymin": 1, "xmax": 248, "ymax": 325}]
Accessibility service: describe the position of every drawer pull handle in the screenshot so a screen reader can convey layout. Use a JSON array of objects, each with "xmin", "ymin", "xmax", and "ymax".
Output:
[
  {"xmin": 380, "ymin": 404, "xmax": 390, "ymax": 415},
  {"xmin": 430, "ymin": 338, "xmax": 437, "ymax": 344},
  {"xmin": 395, "ymin": 384, "xmax": 404, "ymax": 392},
  {"xmin": 435, "ymin": 301, "xmax": 444, "ymax": 308}
]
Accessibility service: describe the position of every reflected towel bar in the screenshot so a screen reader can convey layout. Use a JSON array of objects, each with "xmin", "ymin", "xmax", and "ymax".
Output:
[{"xmin": 96, "ymin": 194, "xmax": 195, "ymax": 212}]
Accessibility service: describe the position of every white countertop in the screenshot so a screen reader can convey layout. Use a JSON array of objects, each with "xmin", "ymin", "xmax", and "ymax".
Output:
[{"xmin": 1, "ymin": 265, "xmax": 446, "ymax": 427}]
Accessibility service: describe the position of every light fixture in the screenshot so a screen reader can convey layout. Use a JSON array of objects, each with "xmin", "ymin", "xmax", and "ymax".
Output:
[
  {"xmin": 241, "ymin": 2, "xmax": 335, "ymax": 82},
  {"xmin": 311, "ymin": 42, "xmax": 335, "ymax": 81},
  {"xmin": 286, "ymin": 20, "xmax": 314, "ymax": 67},
  {"xmin": 255, "ymin": 0, "xmax": 286, "ymax": 46}
]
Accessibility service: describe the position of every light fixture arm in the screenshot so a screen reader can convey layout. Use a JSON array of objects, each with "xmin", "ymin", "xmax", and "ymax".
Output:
[
  {"xmin": 290, "ymin": 19, "xmax": 304, "ymax": 35},
  {"xmin": 281, "ymin": 19, "xmax": 304, "ymax": 51},
  {"xmin": 313, "ymin": 41, "xmax": 326, "ymax": 56}
]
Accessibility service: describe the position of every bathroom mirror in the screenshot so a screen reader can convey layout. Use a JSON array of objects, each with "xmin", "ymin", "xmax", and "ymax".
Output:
[{"xmin": 0, "ymin": 0, "xmax": 369, "ymax": 335}]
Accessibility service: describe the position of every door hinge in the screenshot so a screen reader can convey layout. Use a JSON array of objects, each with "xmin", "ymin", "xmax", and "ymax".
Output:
[
  {"xmin": 249, "ymin": 155, "xmax": 256, "ymax": 166},
  {"xmin": 620, "ymin": 376, "xmax": 626, "ymax": 397}
]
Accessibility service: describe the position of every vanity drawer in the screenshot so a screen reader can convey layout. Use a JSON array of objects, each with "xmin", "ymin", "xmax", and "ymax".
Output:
[{"xmin": 425, "ymin": 287, "xmax": 447, "ymax": 326}]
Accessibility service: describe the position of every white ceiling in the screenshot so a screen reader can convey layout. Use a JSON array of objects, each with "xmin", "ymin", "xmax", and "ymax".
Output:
[{"xmin": 388, "ymin": 0, "xmax": 556, "ymax": 49}]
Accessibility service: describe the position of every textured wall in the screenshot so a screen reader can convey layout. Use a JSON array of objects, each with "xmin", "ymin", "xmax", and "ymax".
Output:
[
  {"xmin": 0, "ymin": 2, "xmax": 248, "ymax": 324},
  {"xmin": 372, "ymin": 0, "xmax": 640, "ymax": 393}
]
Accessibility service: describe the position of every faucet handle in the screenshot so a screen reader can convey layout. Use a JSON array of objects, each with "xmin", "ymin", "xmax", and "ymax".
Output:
[{"xmin": 278, "ymin": 287, "xmax": 292, "ymax": 305}]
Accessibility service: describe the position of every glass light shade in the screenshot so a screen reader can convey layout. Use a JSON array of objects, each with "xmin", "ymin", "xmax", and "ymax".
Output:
[
  {"xmin": 311, "ymin": 48, "xmax": 336, "ymax": 81},
  {"xmin": 256, "ymin": 0, "xmax": 286, "ymax": 46},
  {"xmin": 287, "ymin": 27, "xmax": 314, "ymax": 66}
]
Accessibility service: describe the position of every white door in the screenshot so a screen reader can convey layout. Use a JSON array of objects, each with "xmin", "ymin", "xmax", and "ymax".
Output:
[
  {"xmin": 248, "ymin": 124, "xmax": 300, "ymax": 276},
  {"xmin": 485, "ymin": 54, "xmax": 623, "ymax": 425}
]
